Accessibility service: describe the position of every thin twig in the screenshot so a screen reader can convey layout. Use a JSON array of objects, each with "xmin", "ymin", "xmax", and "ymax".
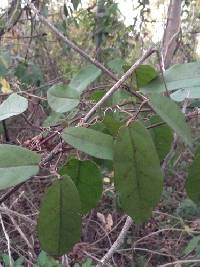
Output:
[
  {"xmin": 26, "ymin": 1, "xmax": 117, "ymax": 81},
  {"xmin": 96, "ymin": 216, "xmax": 133, "ymax": 267},
  {"xmin": 126, "ymin": 99, "xmax": 149, "ymax": 125},
  {"xmin": 26, "ymin": 1, "xmax": 145, "ymax": 102},
  {"xmin": 147, "ymin": 121, "xmax": 165, "ymax": 129},
  {"xmin": 0, "ymin": 214, "xmax": 12, "ymax": 267},
  {"xmin": 155, "ymin": 50, "xmax": 169, "ymax": 96},
  {"xmin": 0, "ymin": 206, "xmax": 36, "ymax": 225},
  {"xmin": 161, "ymin": 133, "xmax": 178, "ymax": 173},
  {"xmin": 83, "ymin": 48, "xmax": 155, "ymax": 123},
  {"xmin": 134, "ymin": 227, "xmax": 200, "ymax": 246},
  {"xmin": 118, "ymin": 247, "xmax": 174, "ymax": 259},
  {"xmin": 6, "ymin": 208, "xmax": 35, "ymax": 253},
  {"xmin": 0, "ymin": 182, "xmax": 25, "ymax": 205},
  {"xmin": 159, "ymin": 259, "xmax": 200, "ymax": 267}
]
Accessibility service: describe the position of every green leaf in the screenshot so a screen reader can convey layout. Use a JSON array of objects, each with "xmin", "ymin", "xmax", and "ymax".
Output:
[
  {"xmin": 107, "ymin": 58, "xmax": 126, "ymax": 75},
  {"xmin": 37, "ymin": 251, "xmax": 63, "ymax": 266},
  {"xmin": 43, "ymin": 112, "xmax": 66, "ymax": 127},
  {"xmin": 89, "ymin": 90, "xmax": 105, "ymax": 102},
  {"xmin": 170, "ymin": 87, "xmax": 200, "ymax": 102},
  {"xmin": 0, "ymin": 254, "xmax": 14, "ymax": 267},
  {"xmin": 47, "ymin": 84, "xmax": 80, "ymax": 113},
  {"xmin": 0, "ymin": 144, "xmax": 41, "ymax": 190},
  {"xmin": 141, "ymin": 62, "xmax": 200, "ymax": 94},
  {"xmin": 0, "ymin": 64, "xmax": 7, "ymax": 77},
  {"xmin": 91, "ymin": 115, "xmax": 122, "ymax": 137},
  {"xmin": 62, "ymin": 127, "xmax": 113, "ymax": 160},
  {"xmin": 183, "ymin": 236, "xmax": 200, "ymax": 256},
  {"xmin": 15, "ymin": 62, "xmax": 43, "ymax": 86},
  {"xmin": 149, "ymin": 115, "xmax": 173, "ymax": 161},
  {"xmin": 47, "ymin": 65, "xmax": 101, "ymax": 113},
  {"xmin": 186, "ymin": 147, "xmax": 200, "ymax": 204},
  {"xmin": 111, "ymin": 90, "xmax": 131, "ymax": 105},
  {"xmin": 135, "ymin": 64, "xmax": 158, "ymax": 87},
  {"xmin": 0, "ymin": 50, "xmax": 11, "ymax": 69},
  {"xmin": 69, "ymin": 65, "xmax": 101, "ymax": 94},
  {"xmin": 149, "ymin": 94, "xmax": 192, "ymax": 146},
  {"xmin": 14, "ymin": 256, "xmax": 24, "ymax": 267},
  {"xmin": 60, "ymin": 159, "xmax": 102, "ymax": 214},
  {"xmin": 0, "ymin": 93, "xmax": 28, "ymax": 121},
  {"xmin": 176, "ymin": 198, "xmax": 200, "ymax": 220},
  {"xmin": 113, "ymin": 121, "xmax": 163, "ymax": 223},
  {"xmin": 38, "ymin": 176, "xmax": 81, "ymax": 256},
  {"xmin": 101, "ymin": 114, "xmax": 122, "ymax": 136},
  {"xmin": 0, "ymin": 50, "xmax": 11, "ymax": 76}
]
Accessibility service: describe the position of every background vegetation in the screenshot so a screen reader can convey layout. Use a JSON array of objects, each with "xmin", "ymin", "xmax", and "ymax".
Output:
[{"xmin": 0, "ymin": 0, "xmax": 200, "ymax": 266}]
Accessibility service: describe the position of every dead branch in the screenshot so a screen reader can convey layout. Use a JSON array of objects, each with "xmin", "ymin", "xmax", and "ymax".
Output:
[
  {"xmin": 162, "ymin": 0, "xmax": 182, "ymax": 69},
  {"xmin": 26, "ymin": 1, "xmax": 145, "ymax": 102},
  {"xmin": 82, "ymin": 47, "xmax": 155, "ymax": 123},
  {"xmin": 96, "ymin": 216, "xmax": 133, "ymax": 267}
]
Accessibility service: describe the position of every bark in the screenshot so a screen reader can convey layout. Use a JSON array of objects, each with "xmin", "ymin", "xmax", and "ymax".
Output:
[
  {"xmin": 162, "ymin": 0, "xmax": 182, "ymax": 69},
  {"xmin": 95, "ymin": 0, "xmax": 105, "ymax": 61}
]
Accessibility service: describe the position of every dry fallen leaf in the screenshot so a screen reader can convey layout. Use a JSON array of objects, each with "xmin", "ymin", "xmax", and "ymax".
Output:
[
  {"xmin": 97, "ymin": 212, "xmax": 106, "ymax": 225},
  {"xmin": 0, "ymin": 78, "xmax": 12, "ymax": 94},
  {"xmin": 105, "ymin": 213, "xmax": 113, "ymax": 232}
]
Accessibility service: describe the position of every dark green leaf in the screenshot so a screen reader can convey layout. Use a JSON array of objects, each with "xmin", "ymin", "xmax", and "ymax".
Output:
[
  {"xmin": 149, "ymin": 94, "xmax": 192, "ymax": 146},
  {"xmin": 135, "ymin": 64, "xmax": 158, "ymax": 87},
  {"xmin": 38, "ymin": 176, "xmax": 81, "ymax": 256},
  {"xmin": 149, "ymin": 115, "xmax": 173, "ymax": 161},
  {"xmin": 91, "ymin": 115, "xmax": 122, "ymax": 137},
  {"xmin": 71, "ymin": 0, "xmax": 80, "ymax": 10},
  {"xmin": 60, "ymin": 159, "xmax": 102, "ymax": 214},
  {"xmin": 114, "ymin": 121, "xmax": 163, "ymax": 223},
  {"xmin": 0, "ymin": 144, "xmax": 41, "ymax": 190},
  {"xmin": 15, "ymin": 62, "xmax": 43, "ymax": 86},
  {"xmin": 186, "ymin": 147, "xmax": 200, "ymax": 204},
  {"xmin": 0, "ymin": 93, "xmax": 28, "ymax": 121},
  {"xmin": 102, "ymin": 114, "xmax": 122, "ymax": 136},
  {"xmin": 47, "ymin": 84, "xmax": 80, "ymax": 113},
  {"xmin": 62, "ymin": 127, "xmax": 113, "ymax": 160},
  {"xmin": 89, "ymin": 90, "xmax": 105, "ymax": 102}
]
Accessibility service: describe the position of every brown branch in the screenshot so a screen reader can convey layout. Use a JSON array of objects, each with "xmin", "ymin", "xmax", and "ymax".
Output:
[
  {"xmin": 0, "ymin": 182, "xmax": 24, "ymax": 205},
  {"xmin": 162, "ymin": 0, "xmax": 182, "ymax": 69},
  {"xmin": 26, "ymin": 1, "xmax": 116, "ymax": 80},
  {"xmin": 96, "ymin": 216, "xmax": 133, "ymax": 267},
  {"xmin": 159, "ymin": 259, "xmax": 200, "ymax": 267},
  {"xmin": 82, "ymin": 47, "xmax": 156, "ymax": 123},
  {"xmin": 26, "ymin": 1, "xmax": 145, "ymax": 102},
  {"xmin": 0, "ymin": 0, "xmax": 22, "ymax": 38}
]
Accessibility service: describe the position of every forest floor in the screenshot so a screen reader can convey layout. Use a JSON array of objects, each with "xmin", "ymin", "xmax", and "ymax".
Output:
[{"xmin": 0, "ymin": 114, "xmax": 200, "ymax": 267}]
